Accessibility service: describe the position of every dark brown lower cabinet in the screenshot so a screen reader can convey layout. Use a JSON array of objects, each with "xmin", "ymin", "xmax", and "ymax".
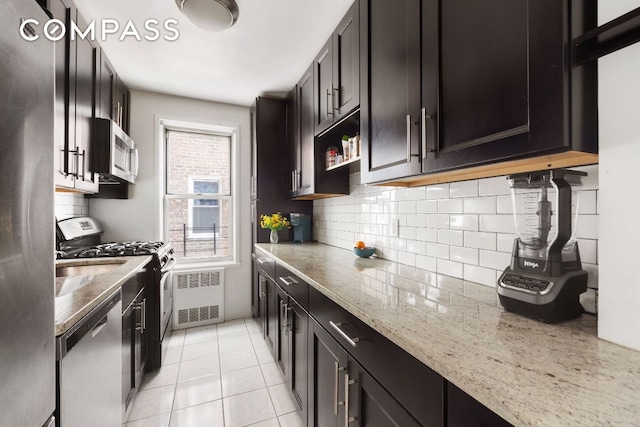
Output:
[
  {"xmin": 348, "ymin": 359, "xmax": 422, "ymax": 427},
  {"xmin": 288, "ymin": 298, "xmax": 308, "ymax": 417},
  {"xmin": 446, "ymin": 383, "xmax": 512, "ymax": 427},
  {"xmin": 308, "ymin": 319, "xmax": 348, "ymax": 427}
]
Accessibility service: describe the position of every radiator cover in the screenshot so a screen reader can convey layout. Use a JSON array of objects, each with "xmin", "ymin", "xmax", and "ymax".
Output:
[{"xmin": 172, "ymin": 268, "xmax": 225, "ymax": 329}]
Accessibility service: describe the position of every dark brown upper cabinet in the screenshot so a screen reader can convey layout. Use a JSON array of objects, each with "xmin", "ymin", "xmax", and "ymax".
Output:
[
  {"xmin": 51, "ymin": 0, "xmax": 99, "ymax": 193},
  {"xmin": 288, "ymin": 65, "xmax": 351, "ymax": 200},
  {"xmin": 361, "ymin": 0, "xmax": 598, "ymax": 186},
  {"xmin": 314, "ymin": 0, "xmax": 360, "ymax": 136},
  {"xmin": 360, "ymin": 0, "xmax": 422, "ymax": 184},
  {"xmin": 98, "ymin": 49, "xmax": 115, "ymax": 121}
]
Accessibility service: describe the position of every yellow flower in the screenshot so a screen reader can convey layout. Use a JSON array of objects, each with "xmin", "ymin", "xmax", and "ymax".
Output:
[{"xmin": 260, "ymin": 212, "xmax": 290, "ymax": 231}]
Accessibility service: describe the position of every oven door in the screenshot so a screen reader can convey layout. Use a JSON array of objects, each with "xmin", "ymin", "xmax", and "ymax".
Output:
[{"xmin": 159, "ymin": 258, "xmax": 176, "ymax": 346}]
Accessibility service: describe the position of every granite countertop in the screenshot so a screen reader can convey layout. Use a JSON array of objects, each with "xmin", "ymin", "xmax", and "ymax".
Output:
[
  {"xmin": 55, "ymin": 256, "xmax": 152, "ymax": 336},
  {"xmin": 257, "ymin": 242, "xmax": 640, "ymax": 426}
]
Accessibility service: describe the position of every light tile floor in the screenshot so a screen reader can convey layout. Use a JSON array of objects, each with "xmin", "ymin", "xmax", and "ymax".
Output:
[{"xmin": 126, "ymin": 318, "xmax": 305, "ymax": 427}]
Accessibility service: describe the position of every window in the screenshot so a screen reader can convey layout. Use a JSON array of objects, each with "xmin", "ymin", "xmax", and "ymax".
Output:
[{"xmin": 161, "ymin": 120, "xmax": 236, "ymax": 261}]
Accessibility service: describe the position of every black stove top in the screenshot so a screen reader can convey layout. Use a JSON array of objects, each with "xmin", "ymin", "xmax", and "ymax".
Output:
[{"xmin": 58, "ymin": 241, "xmax": 168, "ymax": 259}]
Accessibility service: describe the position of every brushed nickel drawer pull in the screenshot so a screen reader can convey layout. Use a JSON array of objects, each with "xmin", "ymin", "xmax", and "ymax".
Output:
[{"xmin": 329, "ymin": 321, "xmax": 359, "ymax": 348}]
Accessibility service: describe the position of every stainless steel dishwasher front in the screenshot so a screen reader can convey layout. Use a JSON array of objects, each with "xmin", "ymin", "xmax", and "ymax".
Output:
[{"xmin": 57, "ymin": 289, "xmax": 123, "ymax": 427}]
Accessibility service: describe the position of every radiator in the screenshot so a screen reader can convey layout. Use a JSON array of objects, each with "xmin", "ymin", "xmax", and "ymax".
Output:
[{"xmin": 172, "ymin": 268, "xmax": 225, "ymax": 329}]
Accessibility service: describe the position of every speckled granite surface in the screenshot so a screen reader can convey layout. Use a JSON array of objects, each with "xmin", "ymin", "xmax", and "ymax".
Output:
[
  {"xmin": 257, "ymin": 242, "xmax": 640, "ymax": 426},
  {"xmin": 55, "ymin": 256, "xmax": 152, "ymax": 336}
]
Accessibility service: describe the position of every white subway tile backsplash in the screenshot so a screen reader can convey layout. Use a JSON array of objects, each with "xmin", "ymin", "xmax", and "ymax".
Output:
[
  {"xmin": 497, "ymin": 233, "xmax": 516, "ymax": 253},
  {"xmin": 576, "ymin": 215, "xmax": 599, "ymax": 239},
  {"xmin": 478, "ymin": 176, "xmax": 511, "ymax": 196},
  {"xmin": 437, "ymin": 259, "xmax": 463, "ymax": 279},
  {"xmin": 426, "ymin": 184, "xmax": 450, "ymax": 200},
  {"xmin": 479, "ymin": 215, "xmax": 516, "ymax": 233},
  {"xmin": 449, "ymin": 180, "xmax": 478, "ymax": 198},
  {"xmin": 463, "ymin": 231, "xmax": 495, "ymax": 251},
  {"xmin": 407, "ymin": 214, "xmax": 428, "ymax": 227},
  {"xmin": 479, "ymin": 250, "xmax": 512, "ymax": 270},
  {"xmin": 427, "ymin": 214, "xmax": 450, "ymax": 229},
  {"xmin": 438, "ymin": 199, "xmax": 463, "ymax": 214},
  {"xmin": 416, "ymin": 200, "xmax": 438, "ymax": 214},
  {"xmin": 464, "ymin": 265, "xmax": 497, "ymax": 287},
  {"xmin": 427, "ymin": 243, "xmax": 449, "ymax": 259},
  {"xmin": 449, "ymin": 215, "xmax": 479, "ymax": 231},
  {"xmin": 496, "ymin": 195, "xmax": 513, "ymax": 214},
  {"xmin": 399, "ymin": 201, "xmax": 417, "ymax": 214},
  {"xmin": 407, "ymin": 187, "xmax": 427, "ymax": 201},
  {"xmin": 450, "ymin": 246, "xmax": 479, "ymax": 265},
  {"xmin": 579, "ymin": 190, "xmax": 598, "ymax": 215},
  {"xmin": 463, "ymin": 197, "xmax": 497, "ymax": 214},
  {"xmin": 438, "ymin": 229, "xmax": 464, "ymax": 246},
  {"xmin": 416, "ymin": 228, "xmax": 438, "ymax": 243},
  {"xmin": 314, "ymin": 171, "xmax": 598, "ymax": 290}
]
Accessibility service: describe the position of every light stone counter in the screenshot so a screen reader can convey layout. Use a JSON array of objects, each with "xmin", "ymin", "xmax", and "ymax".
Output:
[
  {"xmin": 55, "ymin": 256, "xmax": 152, "ymax": 336},
  {"xmin": 257, "ymin": 242, "xmax": 640, "ymax": 426}
]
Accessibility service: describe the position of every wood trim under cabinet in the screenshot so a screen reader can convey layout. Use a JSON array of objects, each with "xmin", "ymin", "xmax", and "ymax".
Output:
[{"xmin": 375, "ymin": 151, "xmax": 598, "ymax": 187}]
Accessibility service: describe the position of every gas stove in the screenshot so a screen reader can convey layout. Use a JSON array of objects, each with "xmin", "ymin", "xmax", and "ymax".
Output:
[{"xmin": 58, "ymin": 241, "xmax": 168, "ymax": 259}]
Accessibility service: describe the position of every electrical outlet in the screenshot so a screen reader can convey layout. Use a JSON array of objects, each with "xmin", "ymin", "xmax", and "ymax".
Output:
[{"xmin": 391, "ymin": 218, "xmax": 400, "ymax": 237}]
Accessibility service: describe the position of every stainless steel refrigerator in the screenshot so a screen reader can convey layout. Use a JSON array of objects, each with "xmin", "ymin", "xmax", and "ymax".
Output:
[{"xmin": 0, "ymin": 1, "xmax": 56, "ymax": 426}]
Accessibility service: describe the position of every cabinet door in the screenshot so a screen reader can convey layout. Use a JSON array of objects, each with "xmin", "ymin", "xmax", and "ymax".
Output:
[
  {"xmin": 308, "ymin": 319, "xmax": 348, "ymax": 427},
  {"xmin": 265, "ymin": 276, "xmax": 277, "ymax": 354},
  {"xmin": 360, "ymin": 0, "xmax": 422, "ymax": 184},
  {"xmin": 73, "ymin": 9, "xmax": 99, "ymax": 193},
  {"xmin": 333, "ymin": 0, "xmax": 360, "ymax": 118},
  {"xmin": 297, "ymin": 65, "xmax": 315, "ymax": 196},
  {"xmin": 51, "ymin": 0, "xmax": 75, "ymax": 189},
  {"xmin": 347, "ymin": 359, "xmax": 421, "ymax": 427},
  {"xmin": 115, "ymin": 78, "xmax": 129, "ymax": 132},
  {"xmin": 286, "ymin": 88, "xmax": 299, "ymax": 196},
  {"xmin": 314, "ymin": 39, "xmax": 335, "ymax": 135},
  {"xmin": 422, "ymin": 0, "xmax": 586, "ymax": 172},
  {"xmin": 275, "ymin": 284, "xmax": 289, "ymax": 377},
  {"xmin": 98, "ymin": 49, "xmax": 115, "ymax": 121},
  {"xmin": 289, "ymin": 299, "xmax": 308, "ymax": 418}
]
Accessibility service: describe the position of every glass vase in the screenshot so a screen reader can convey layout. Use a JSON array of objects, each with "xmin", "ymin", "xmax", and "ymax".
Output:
[{"xmin": 270, "ymin": 229, "xmax": 279, "ymax": 244}]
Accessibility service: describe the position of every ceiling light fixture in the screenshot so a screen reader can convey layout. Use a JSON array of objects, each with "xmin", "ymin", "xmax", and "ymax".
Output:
[{"xmin": 175, "ymin": 0, "xmax": 239, "ymax": 32}]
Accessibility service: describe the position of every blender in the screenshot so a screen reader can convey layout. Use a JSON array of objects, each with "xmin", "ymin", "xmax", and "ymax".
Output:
[{"xmin": 497, "ymin": 169, "xmax": 588, "ymax": 323}]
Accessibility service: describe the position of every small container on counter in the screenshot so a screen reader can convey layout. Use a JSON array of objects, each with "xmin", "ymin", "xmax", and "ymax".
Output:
[{"xmin": 342, "ymin": 136, "xmax": 351, "ymax": 161}]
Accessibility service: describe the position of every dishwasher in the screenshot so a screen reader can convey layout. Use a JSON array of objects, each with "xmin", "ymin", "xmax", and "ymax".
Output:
[{"xmin": 57, "ymin": 289, "xmax": 122, "ymax": 427}]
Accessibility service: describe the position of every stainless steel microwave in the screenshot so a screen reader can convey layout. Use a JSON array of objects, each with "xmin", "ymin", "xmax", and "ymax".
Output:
[{"xmin": 93, "ymin": 118, "xmax": 138, "ymax": 184}]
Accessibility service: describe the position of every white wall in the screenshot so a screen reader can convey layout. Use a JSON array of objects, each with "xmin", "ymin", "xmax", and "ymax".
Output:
[
  {"xmin": 90, "ymin": 89, "xmax": 252, "ymax": 320},
  {"xmin": 597, "ymin": 1, "xmax": 640, "ymax": 350}
]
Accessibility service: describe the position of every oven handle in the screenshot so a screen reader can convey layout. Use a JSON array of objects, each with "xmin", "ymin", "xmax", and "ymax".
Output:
[{"xmin": 161, "ymin": 258, "xmax": 177, "ymax": 274}]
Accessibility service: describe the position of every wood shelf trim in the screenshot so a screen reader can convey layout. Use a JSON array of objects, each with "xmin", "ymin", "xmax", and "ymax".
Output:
[
  {"xmin": 374, "ymin": 151, "xmax": 598, "ymax": 188},
  {"xmin": 326, "ymin": 156, "xmax": 361, "ymax": 171},
  {"xmin": 574, "ymin": 7, "xmax": 640, "ymax": 65}
]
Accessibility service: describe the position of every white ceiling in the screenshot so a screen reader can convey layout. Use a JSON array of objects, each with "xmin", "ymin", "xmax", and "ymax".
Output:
[{"xmin": 73, "ymin": 0, "xmax": 354, "ymax": 106}]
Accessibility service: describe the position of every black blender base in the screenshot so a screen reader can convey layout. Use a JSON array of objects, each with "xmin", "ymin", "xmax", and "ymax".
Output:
[
  {"xmin": 499, "ymin": 295, "xmax": 584, "ymax": 323},
  {"xmin": 499, "ymin": 272, "xmax": 588, "ymax": 323}
]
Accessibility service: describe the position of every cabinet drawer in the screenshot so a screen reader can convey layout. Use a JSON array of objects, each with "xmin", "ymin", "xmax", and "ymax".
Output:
[
  {"xmin": 275, "ymin": 263, "xmax": 309, "ymax": 310},
  {"xmin": 255, "ymin": 247, "xmax": 276, "ymax": 280},
  {"xmin": 309, "ymin": 285, "xmax": 443, "ymax": 426}
]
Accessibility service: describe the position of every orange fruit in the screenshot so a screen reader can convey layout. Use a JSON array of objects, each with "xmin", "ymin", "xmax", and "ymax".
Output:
[{"xmin": 355, "ymin": 241, "xmax": 366, "ymax": 249}]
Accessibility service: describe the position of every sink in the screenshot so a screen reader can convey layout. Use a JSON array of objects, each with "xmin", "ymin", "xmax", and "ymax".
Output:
[{"xmin": 56, "ymin": 261, "xmax": 126, "ymax": 278}]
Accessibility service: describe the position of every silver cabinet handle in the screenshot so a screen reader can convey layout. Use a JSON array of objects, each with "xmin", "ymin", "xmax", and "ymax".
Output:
[
  {"xmin": 257, "ymin": 258, "xmax": 268, "ymax": 265},
  {"xmin": 345, "ymin": 373, "xmax": 356, "ymax": 424},
  {"xmin": 406, "ymin": 114, "xmax": 412, "ymax": 163},
  {"xmin": 421, "ymin": 108, "xmax": 434, "ymax": 159},
  {"xmin": 142, "ymin": 298, "xmax": 146, "ymax": 331},
  {"xmin": 279, "ymin": 276, "xmax": 298, "ymax": 287},
  {"xmin": 329, "ymin": 321, "xmax": 359, "ymax": 347},
  {"xmin": 286, "ymin": 306, "xmax": 294, "ymax": 332},
  {"xmin": 334, "ymin": 361, "xmax": 345, "ymax": 415},
  {"xmin": 333, "ymin": 86, "xmax": 340, "ymax": 112},
  {"xmin": 280, "ymin": 301, "xmax": 286, "ymax": 332},
  {"xmin": 259, "ymin": 276, "xmax": 265, "ymax": 298},
  {"xmin": 327, "ymin": 85, "xmax": 334, "ymax": 117}
]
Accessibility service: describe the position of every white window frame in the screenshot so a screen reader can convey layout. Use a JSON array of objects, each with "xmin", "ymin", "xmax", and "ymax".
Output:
[
  {"xmin": 158, "ymin": 118, "xmax": 238, "ymax": 264},
  {"xmin": 187, "ymin": 176, "xmax": 221, "ymax": 239}
]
